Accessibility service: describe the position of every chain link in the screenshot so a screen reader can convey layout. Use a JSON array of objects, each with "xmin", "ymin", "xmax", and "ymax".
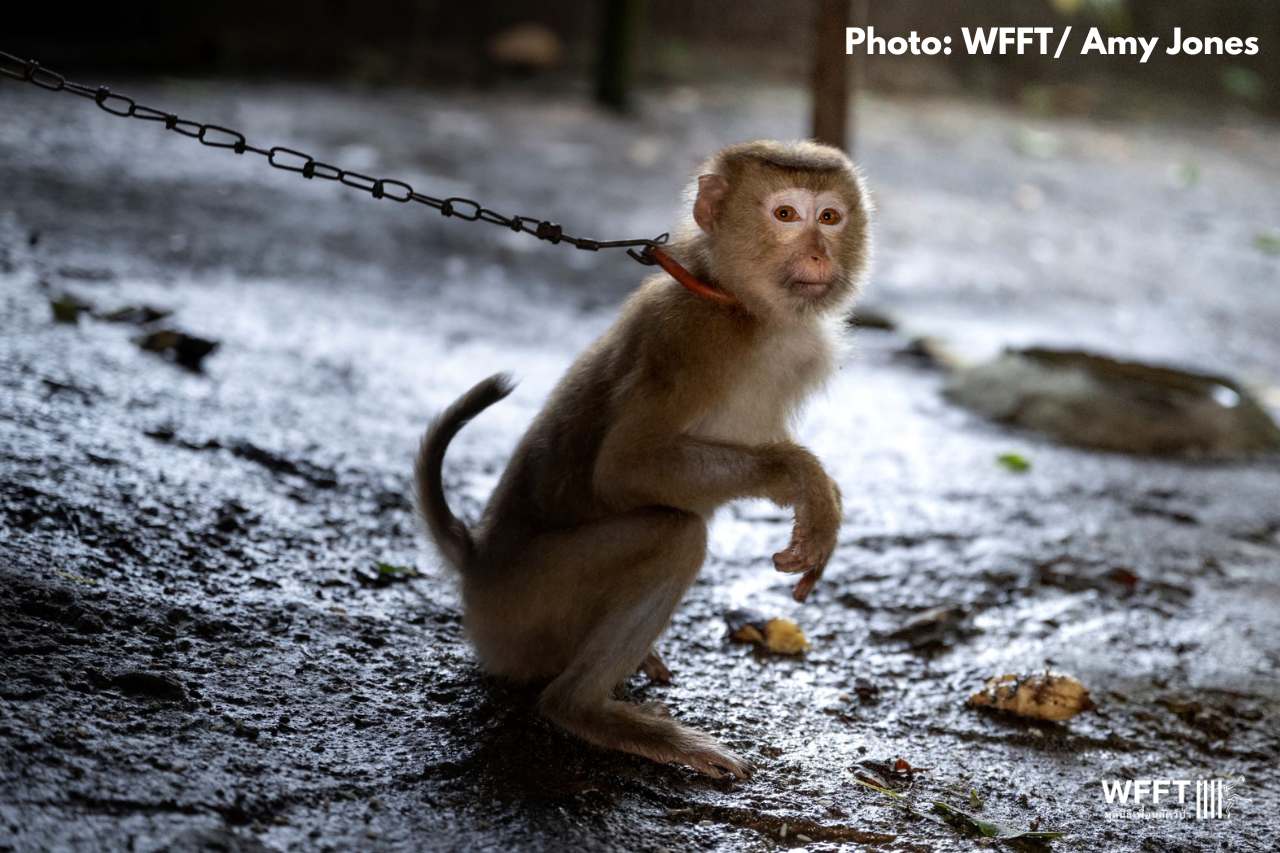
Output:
[{"xmin": 0, "ymin": 50, "xmax": 669, "ymax": 265}]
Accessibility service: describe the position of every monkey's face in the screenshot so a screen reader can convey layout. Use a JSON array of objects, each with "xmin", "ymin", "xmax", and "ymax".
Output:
[
  {"xmin": 694, "ymin": 161, "xmax": 870, "ymax": 321},
  {"xmin": 758, "ymin": 187, "xmax": 849, "ymax": 302}
]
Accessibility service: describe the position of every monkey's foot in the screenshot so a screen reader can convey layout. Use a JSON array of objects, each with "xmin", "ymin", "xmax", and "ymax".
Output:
[
  {"xmin": 773, "ymin": 530, "xmax": 831, "ymax": 575},
  {"xmin": 774, "ymin": 542, "xmax": 825, "ymax": 602},
  {"xmin": 639, "ymin": 651, "xmax": 673, "ymax": 684},
  {"xmin": 790, "ymin": 569, "xmax": 821, "ymax": 603},
  {"xmin": 674, "ymin": 736, "xmax": 753, "ymax": 780},
  {"xmin": 774, "ymin": 540, "xmax": 828, "ymax": 602},
  {"xmin": 773, "ymin": 518, "xmax": 837, "ymax": 601},
  {"xmin": 771, "ymin": 531, "xmax": 818, "ymax": 574}
]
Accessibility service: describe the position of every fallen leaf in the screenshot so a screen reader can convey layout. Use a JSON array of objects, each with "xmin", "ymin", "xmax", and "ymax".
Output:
[
  {"xmin": 375, "ymin": 562, "xmax": 418, "ymax": 577},
  {"xmin": 968, "ymin": 671, "xmax": 1095, "ymax": 722},
  {"xmin": 355, "ymin": 562, "xmax": 420, "ymax": 588},
  {"xmin": 997, "ymin": 452, "xmax": 1031, "ymax": 473},
  {"xmin": 50, "ymin": 294, "xmax": 91, "ymax": 324},
  {"xmin": 135, "ymin": 328, "xmax": 219, "ymax": 371},
  {"xmin": 852, "ymin": 777, "xmax": 904, "ymax": 800},
  {"xmin": 725, "ymin": 608, "xmax": 809, "ymax": 655},
  {"xmin": 1254, "ymin": 231, "xmax": 1280, "ymax": 256}
]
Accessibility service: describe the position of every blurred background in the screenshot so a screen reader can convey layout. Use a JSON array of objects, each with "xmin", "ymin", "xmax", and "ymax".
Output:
[
  {"xmin": 3, "ymin": 3, "xmax": 1279, "ymax": 851},
  {"xmin": 7, "ymin": 0, "xmax": 1280, "ymax": 114}
]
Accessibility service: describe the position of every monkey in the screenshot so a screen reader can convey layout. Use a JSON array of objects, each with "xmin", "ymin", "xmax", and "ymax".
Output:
[{"xmin": 415, "ymin": 140, "xmax": 872, "ymax": 779}]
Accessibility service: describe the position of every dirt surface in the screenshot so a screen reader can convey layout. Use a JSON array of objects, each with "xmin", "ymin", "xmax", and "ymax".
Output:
[{"xmin": 2, "ymin": 78, "xmax": 1279, "ymax": 852}]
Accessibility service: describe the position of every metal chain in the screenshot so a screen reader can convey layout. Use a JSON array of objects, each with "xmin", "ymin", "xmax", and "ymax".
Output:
[{"xmin": 0, "ymin": 50, "xmax": 668, "ymax": 265}]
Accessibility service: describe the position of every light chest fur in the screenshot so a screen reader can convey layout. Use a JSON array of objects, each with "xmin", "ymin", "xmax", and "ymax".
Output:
[{"xmin": 688, "ymin": 317, "xmax": 842, "ymax": 445}]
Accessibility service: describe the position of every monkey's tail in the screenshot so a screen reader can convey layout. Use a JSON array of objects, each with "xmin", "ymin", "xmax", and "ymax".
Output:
[{"xmin": 415, "ymin": 373, "xmax": 515, "ymax": 571}]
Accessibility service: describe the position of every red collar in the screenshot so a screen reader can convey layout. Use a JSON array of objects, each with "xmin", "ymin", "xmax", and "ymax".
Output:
[{"xmin": 648, "ymin": 246, "xmax": 738, "ymax": 306}]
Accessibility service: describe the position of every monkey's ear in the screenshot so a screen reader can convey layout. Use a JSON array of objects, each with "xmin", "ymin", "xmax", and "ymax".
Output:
[{"xmin": 693, "ymin": 174, "xmax": 729, "ymax": 233}]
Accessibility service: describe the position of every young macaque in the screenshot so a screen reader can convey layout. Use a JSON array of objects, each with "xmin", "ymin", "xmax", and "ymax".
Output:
[{"xmin": 415, "ymin": 140, "xmax": 872, "ymax": 779}]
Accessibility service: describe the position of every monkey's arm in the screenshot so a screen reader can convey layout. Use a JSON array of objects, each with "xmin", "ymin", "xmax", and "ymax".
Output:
[
  {"xmin": 594, "ymin": 392, "xmax": 841, "ymax": 601},
  {"xmin": 595, "ymin": 429, "xmax": 816, "ymax": 514}
]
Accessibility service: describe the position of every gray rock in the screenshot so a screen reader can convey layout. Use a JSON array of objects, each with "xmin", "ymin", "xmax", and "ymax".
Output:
[{"xmin": 946, "ymin": 348, "xmax": 1280, "ymax": 457}]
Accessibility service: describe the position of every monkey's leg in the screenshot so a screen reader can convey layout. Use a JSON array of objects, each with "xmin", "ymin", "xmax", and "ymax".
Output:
[{"xmin": 535, "ymin": 510, "xmax": 751, "ymax": 780}]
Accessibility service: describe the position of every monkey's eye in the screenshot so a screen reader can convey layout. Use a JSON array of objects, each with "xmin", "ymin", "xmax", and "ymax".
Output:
[
  {"xmin": 818, "ymin": 208, "xmax": 843, "ymax": 225},
  {"xmin": 772, "ymin": 205, "xmax": 800, "ymax": 222}
]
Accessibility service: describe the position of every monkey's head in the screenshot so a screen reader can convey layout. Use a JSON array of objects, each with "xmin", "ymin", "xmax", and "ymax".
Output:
[{"xmin": 687, "ymin": 140, "xmax": 872, "ymax": 321}]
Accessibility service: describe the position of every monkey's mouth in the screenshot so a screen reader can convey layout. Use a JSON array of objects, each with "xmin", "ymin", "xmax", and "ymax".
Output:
[{"xmin": 787, "ymin": 278, "xmax": 832, "ymax": 298}]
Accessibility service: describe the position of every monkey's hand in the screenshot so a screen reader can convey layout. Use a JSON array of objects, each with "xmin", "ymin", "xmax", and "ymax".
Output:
[{"xmin": 772, "ymin": 467, "xmax": 842, "ymax": 602}]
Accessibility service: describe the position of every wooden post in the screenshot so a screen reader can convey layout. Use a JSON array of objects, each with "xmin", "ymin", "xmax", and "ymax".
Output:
[
  {"xmin": 810, "ymin": 0, "xmax": 859, "ymax": 152},
  {"xmin": 595, "ymin": 0, "xmax": 642, "ymax": 112}
]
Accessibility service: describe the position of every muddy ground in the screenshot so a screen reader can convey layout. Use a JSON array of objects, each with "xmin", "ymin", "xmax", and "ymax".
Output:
[{"xmin": 2, "ymin": 77, "xmax": 1279, "ymax": 852}]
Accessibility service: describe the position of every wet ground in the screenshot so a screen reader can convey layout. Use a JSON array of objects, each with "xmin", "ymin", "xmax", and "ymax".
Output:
[{"xmin": 2, "ymin": 78, "xmax": 1279, "ymax": 852}]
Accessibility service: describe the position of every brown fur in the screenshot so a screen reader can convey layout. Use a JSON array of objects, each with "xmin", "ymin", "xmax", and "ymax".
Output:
[{"xmin": 415, "ymin": 140, "xmax": 872, "ymax": 779}]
